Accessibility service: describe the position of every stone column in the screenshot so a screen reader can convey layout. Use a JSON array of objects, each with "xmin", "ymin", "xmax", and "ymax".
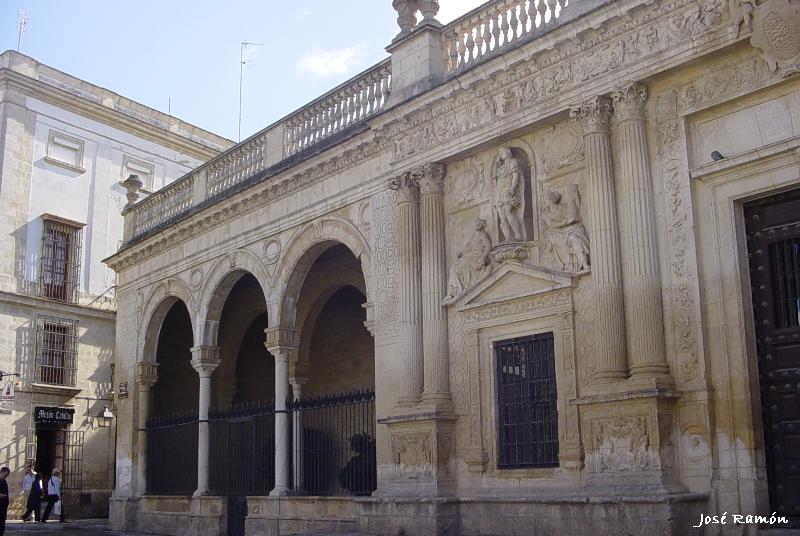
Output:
[
  {"xmin": 190, "ymin": 346, "xmax": 221, "ymax": 497},
  {"xmin": 289, "ymin": 377, "xmax": 308, "ymax": 492},
  {"xmin": 265, "ymin": 327, "xmax": 298, "ymax": 496},
  {"xmin": 134, "ymin": 362, "xmax": 158, "ymax": 496},
  {"xmin": 611, "ymin": 82, "xmax": 672, "ymax": 384},
  {"xmin": 389, "ymin": 174, "xmax": 424, "ymax": 405},
  {"xmin": 415, "ymin": 163, "xmax": 451, "ymax": 406},
  {"xmin": 571, "ymin": 96, "xmax": 628, "ymax": 382}
]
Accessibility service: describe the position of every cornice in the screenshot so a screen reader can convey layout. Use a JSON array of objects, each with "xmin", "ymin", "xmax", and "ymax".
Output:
[
  {"xmin": 0, "ymin": 290, "xmax": 116, "ymax": 321},
  {"xmin": 0, "ymin": 69, "xmax": 224, "ymax": 162}
]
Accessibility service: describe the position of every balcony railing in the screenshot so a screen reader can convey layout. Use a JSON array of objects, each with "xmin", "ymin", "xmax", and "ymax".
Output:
[
  {"xmin": 443, "ymin": 0, "xmax": 573, "ymax": 73},
  {"xmin": 120, "ymin": 0, "xmax": 598, "ymax": 247}
]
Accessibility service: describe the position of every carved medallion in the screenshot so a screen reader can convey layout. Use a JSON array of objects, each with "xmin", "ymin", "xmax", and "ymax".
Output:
[
  {"xmin": 750, "ymin": 0, "xmax": 800, "ymax": 77},
  {"xmin": 263, "ymin": 239, "xmax": 281, "ymax": 265}
]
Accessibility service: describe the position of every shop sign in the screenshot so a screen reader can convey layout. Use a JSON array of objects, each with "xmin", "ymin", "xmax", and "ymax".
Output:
[{"xmin": 34, "ymin": 406, "xmax": 74, "ymax": 425}]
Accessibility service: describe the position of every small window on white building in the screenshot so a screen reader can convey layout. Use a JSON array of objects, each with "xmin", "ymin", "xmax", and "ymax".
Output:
[
  {"xmin": 122, "ymin": 155, "xmax": 155, "ymax": 192},
  {"xmin": 45, "ymin": 130, "xmax": 85, "ymax": 171}
]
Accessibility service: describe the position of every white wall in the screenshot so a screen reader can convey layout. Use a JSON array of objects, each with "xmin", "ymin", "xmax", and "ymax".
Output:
[{"xmin": 23, "ymin": 97, "xmax": 203, "ymax": 298}]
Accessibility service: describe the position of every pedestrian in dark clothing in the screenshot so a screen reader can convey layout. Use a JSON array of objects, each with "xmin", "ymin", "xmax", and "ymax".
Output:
[
  {"xmin": 21, "ymin": 463, "xmax": 42, "ymax": 522},
  {"xmin": 0, "ymin": 466, "xmax": 10, "ymax": 536}
]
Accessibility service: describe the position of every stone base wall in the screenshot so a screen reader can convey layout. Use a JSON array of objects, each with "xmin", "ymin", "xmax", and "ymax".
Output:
[
  {"xmin": 245, "ymin": 496, "xmax": 360, "ymax": 536},
  {"xmin": 112, "ymin": 492, "xmax": 709, "ymax": 536}
]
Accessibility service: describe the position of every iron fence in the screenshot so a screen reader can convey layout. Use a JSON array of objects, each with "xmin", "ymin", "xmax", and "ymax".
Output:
[
  {"xmin": 289, "ymin": 390, "xmax": 376, "ymax": 496},
  {"xmin": 146, "ymin": 411, "xmax": 198, "ymax": 495},
  {"xmin": 209, "ymin": 401, "xmax": 275, "ymax": 496}
]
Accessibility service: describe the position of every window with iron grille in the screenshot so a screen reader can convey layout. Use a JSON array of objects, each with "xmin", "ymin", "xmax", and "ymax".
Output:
[
  {"xmin": 495, "ymin": 333, "xmax": 559, "ymax": 469},
  {"xmin": 35, "ymin": 315, "xmax": 78, "ymax": 387},
  {"xmin": 39, "ymin": 217, "xmax": 82, "ymax": 303}
]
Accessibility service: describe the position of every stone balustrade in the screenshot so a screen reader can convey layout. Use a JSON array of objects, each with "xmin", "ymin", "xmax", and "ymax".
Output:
[
  {"xmin": 441, "ymin": 0, "xmax": 609, "ymax": 74},
  {"xmin": 132, "ymin": 174, "xmax": 194, "ymax": 236},
  {"xmin": 284, "ymin": 60, "xmax": 392, "ymax": 157},
  {"xmin": 120, "ymin": 0, "xmax": 599, "ymax": 246}
]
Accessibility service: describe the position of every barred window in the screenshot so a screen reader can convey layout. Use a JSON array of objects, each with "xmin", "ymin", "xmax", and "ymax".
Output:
[
  {"xmin": 495, "ymin": 333, "xmax": 559, "ymax": 469},
  {"xmin": 35, "ymin": 315, "xmax": 78, "ymax": 387},
  {"xmin": 39, "ymin": 216, "xmax": 83, "ymax": 303}
]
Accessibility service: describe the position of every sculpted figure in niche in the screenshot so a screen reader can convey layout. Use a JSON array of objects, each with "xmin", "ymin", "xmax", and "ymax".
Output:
[
  {"xmin": 443, "ymin": 219, "xmax": 492, "ymax": 305},
  {"xmin": 540, "ymin": 184, "xmax": 590, "ymax": 273},
  {"xmin": 491, "ymin": 148, "xmax": 526, "ymax": 242}
]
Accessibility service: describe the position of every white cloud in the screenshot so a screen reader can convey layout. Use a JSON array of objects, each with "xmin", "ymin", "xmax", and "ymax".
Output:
[
  {"xmin": 437, "ymin": 0, "xmax": 487, "ymax": 23},
  {"xmin": 296, "ymin": 44, "xmax": 367, "ymax": 77},
  {"xmin": 294, "ymin": 8, "xmax": 312, "ymax": 20}
]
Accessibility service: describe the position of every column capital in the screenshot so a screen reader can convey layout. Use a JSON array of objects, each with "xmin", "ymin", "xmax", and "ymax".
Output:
[
  {"xmin": 264, "ymin": 326, "xmax": 299, "ymax": 360},
  {"xmin": 388, "ymin": 172, "xmax": 419, "ymax": 204},
  {"xmin": 611, "ymin": 82, "xmax": 648, "ymax": 122},
  {"xmin": 190, "ymin": 346, "xmax": 221, "ymax": 377},
  {"xmin": 570, "ymin": 95, "xmax": 613, "ymax": 135},
  {"xmin": 135, "ymin": 362, "xmax": 159, "ymax": 388},
  {"xmin": 413, "ymin": 162, "xmax": 446, "ymax": 196}
]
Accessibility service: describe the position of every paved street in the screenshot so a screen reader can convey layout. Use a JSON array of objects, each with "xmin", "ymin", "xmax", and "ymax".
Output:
[{"xmin": 5, "ymin": 519, "xmax": 118, "ymax": 536}]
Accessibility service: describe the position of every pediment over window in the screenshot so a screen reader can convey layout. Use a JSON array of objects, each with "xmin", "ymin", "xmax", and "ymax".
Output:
[{"xmin": 455, "ymin": 262, "xmax": 573, "ymax": 312}]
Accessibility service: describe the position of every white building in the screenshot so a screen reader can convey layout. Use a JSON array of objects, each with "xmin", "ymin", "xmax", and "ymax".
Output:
[{"xmin": 0, "ymin": 49, "xmax": 231, "ymax": 517}]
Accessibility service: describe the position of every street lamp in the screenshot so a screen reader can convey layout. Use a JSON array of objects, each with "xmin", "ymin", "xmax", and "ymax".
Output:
[{"xmin": 97, "ymin": 406, "xmax": 114, "ymax": 428}]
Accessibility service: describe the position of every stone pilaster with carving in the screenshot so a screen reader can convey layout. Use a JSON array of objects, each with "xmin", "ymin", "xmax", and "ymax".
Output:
[
  {"xmin": 611, "ymin": 83, "xmax": 672, "ymax": 386},
  {"xmin": 570, "ymin": 96, "xmax": 628, "ymax": 383},
  {"xmin": 190, "ymin": 346, "xmax": 221, "ymax": 497},
  {"xmin": 415, "ymin": 163, "xmax": 452, "ymax": 407},
  {"xmin": 265, "ymin": 327, "xmax": 298, "ymax": 496},
  {"xmin": 134, "ymin": 362, "xmax": 158, "ymax": 496},
  {"xmin": 389, "ymin": 174, "xmax": 424, "ymax": 406}
]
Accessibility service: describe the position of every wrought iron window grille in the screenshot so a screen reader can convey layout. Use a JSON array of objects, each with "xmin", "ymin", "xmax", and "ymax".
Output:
[
  {"xmin": 39, "ymin": 217, "xmax": 83, "ymax": 303},
  {"xmin": 34, "ymin": 315, "xmax": 78, "ymax": 387},
  {"xmin": 494, "ymin": 333, "xmax": 559, "ymax": 469}
]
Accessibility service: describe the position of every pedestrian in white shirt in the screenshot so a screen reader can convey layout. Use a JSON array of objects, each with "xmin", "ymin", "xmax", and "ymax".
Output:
[{"xmin": 41, "ymin": 469, "xmax": 62, "ymax": 523}]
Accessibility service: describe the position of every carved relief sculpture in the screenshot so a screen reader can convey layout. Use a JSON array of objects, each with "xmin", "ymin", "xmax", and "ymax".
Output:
[
  {"xmin": 443, "ymin": 219, "xmax": 492, "ymax": 305},
  {"xmin": 592, "ymin": 415, "xmax": 652, "ymax": 473},
  {"xmin": 540, "ymin": 184, "xmax": 590, "ymax": 273},
  {"xmin": 491, "ymin": 148, "xmax": 526, "ymax": 242},
  {"xmin": 749, "ymin": 0, "xmax": 800, "ymax": 77}
]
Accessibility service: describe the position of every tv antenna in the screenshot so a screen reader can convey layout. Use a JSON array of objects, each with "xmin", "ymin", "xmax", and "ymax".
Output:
[
  {"xmin": 239, "ymin": 40, "xmax": 263, "ymax": 142},
  {"xmin": 17, "ymin": 10, "xmax": 28, "ymax": 52}
]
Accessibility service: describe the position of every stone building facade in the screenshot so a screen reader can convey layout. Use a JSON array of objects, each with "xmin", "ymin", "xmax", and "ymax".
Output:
[
  {"xmin": 0, "ymin": 50, "xmax": 230, "ymax": 517},
  {"xmin": 105, "ymin": 0, "xmax": 800, "ymax": 534}
]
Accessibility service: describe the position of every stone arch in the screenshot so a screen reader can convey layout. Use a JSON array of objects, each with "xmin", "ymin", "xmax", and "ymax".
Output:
[
  {"xmin": 295, "ymin": 264, "xmax": 368, "ymax": 369},
  {"xmin": 139, "ymin": 277, "xmax": 197, "ymax": 364},
  {"xmin": 272, "ymin": 216, "xmax": 372, "ymax": 329},
  {"xmin": 196, "ymin": 248, "xmax": 272, "ymax": 346}
]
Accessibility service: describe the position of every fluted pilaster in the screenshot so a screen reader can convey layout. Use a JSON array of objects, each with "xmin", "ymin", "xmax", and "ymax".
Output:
[
  {"xmin": 389, "ymin": 173, "xmax": 424, "ymax": 405},
  {"xmin": 416, "ymin": 163, "xmax": 451, "ymax": 407},
  {"xmin": 190, "ymin": 346, "xmax": 221, "ymax": 496},
  {"xmin": 611, "ymin": 82, "xmax": 671, "ymax": 384},
  {"xmin": 571, "ymin": 96, "xmax": 628, "ymax": 382}
]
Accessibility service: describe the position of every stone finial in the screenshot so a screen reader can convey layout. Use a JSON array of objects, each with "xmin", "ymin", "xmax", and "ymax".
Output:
[
  {"xmin": 393, "ymin": 0, "xmax": 419, "ymax": 35},
  {"xmin": 122, "ymin": 174, "xmax": 143, "ymax": 209},
  {"xmin": 418, "ymin": 0, "xmax": 440, "ymax": 22}
]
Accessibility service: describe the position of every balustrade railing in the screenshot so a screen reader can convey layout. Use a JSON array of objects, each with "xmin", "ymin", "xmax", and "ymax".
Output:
[
  {"xmin": 121, "ymin": 0, "xmax": 589, "ymax": 246},
  {"xmin": 133, "ymin": 174, "xmax": 194, "ymax": 236},
  {"xmin": 444, "ymin": 0, "xmax": 569, "ymax": 73},
  {"xmin": 283, "ymin": 60, "xmax": 391, "ymax": 157}
]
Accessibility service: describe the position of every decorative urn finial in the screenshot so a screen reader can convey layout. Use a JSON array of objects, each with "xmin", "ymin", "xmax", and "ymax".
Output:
[
  {"xmin": 418, "ymin": 0, "xmax": 440, "ymax": 22},
  {"xmin": 392, "ymin": 0, "xmax": 419, "ymax": 35},
  {"xmin": 122, "ymin": 174, "xmax": 143, "ymax": 209}
]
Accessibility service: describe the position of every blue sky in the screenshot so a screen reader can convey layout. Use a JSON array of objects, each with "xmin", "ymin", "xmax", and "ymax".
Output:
[{"xmin": 1, "ymin": 1, "xmax": 484, "ymax": 142}]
